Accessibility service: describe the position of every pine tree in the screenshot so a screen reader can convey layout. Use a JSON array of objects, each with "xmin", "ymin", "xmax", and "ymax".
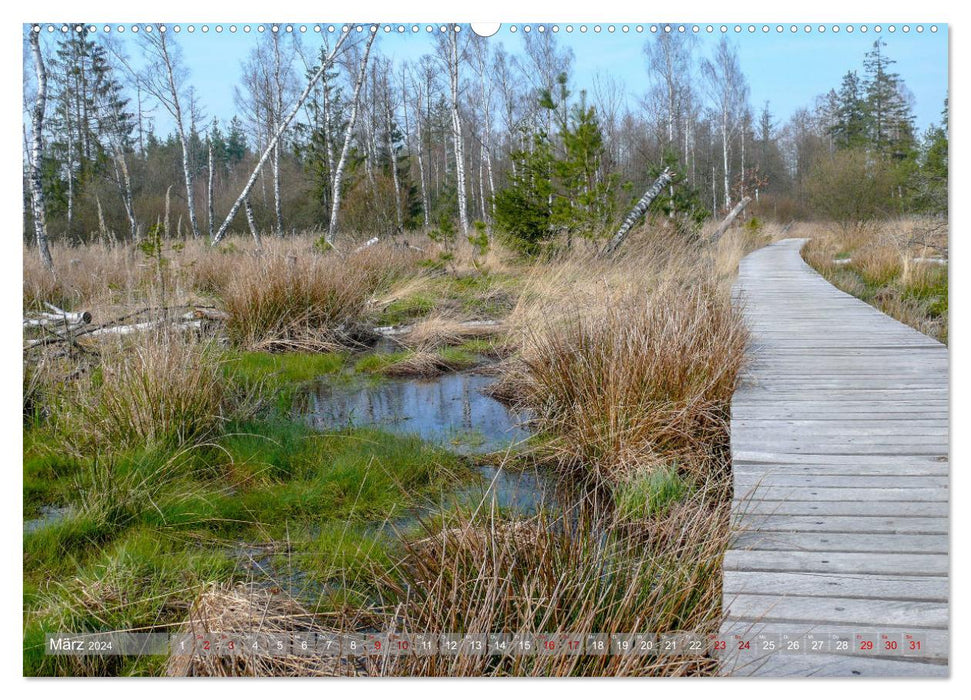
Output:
[
  {"xmin": 553, "ymin": 92, "xmax": 614, "ymax": 237},
  {"xmin": 492, "ymin": 132, "xmax": 555, "ymax": 254}
]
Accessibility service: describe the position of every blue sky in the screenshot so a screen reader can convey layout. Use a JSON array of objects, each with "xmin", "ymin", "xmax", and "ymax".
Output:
[{"xmin": 31, "ymin": 23, "xmax": 949, "ymax": 138}]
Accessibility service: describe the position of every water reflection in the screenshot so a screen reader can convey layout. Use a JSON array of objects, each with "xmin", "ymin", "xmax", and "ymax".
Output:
[{"xmin": 307, "ymin": 372, "xmax": 532, "ymax": 455}]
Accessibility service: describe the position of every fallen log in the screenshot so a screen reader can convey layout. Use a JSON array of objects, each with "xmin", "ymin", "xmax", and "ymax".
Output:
[
  {"xmin": 23, "ymin": 312, "xmax": 91, "ymax": 328},
  {"xmin": 373, "ymin": 319, "xmax": 503, "ymax": 337},
  {"xmin": 85, "ymin": 318, "xmax": 203, "ymax": 338},
  {"xmin": 354, "ymin": 237, "xmax": 380, "ymax": 253},
  {"xmin": 599, "ymin": 168, "xmax": 673, "ymax": 258},
  {"xmin": 25, "ymin": 305, "xmax": 223, "ymax": 348},
  {"xmin": 710, "ymin": 196, "xmax": 752, "ymax": 243}
]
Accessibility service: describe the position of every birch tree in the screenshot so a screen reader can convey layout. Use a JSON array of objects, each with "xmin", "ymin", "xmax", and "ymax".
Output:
[
  {"xmin": 701, "ymin": 37, "xmax": 748, "ymax": 211},
  {"xmin": 237, "ymin": 28, "xmax": 299, "ymax": 236},
  {"xmin": 470, "ymin": 34, "xmax": 497, "ymax": 219},
  {"xmin": 444, "ymin": 25, "xmax": 469, "ymax": 233},
  {"xmin": 27, "ymin": 27, "xmax": 54, "ymax": 271},
  {"xmin": 137, "ymin": 26, "xmax": 203, "ymax": 238},
  {"xmin": 644, "ymin": 31, "xmax": 696, "ymax": 150},
  {"xmin": 212, "ymin": 26, "xmax": 355, "ymax": 245},
  {"xmin": 326, "ymin": 29, "xmax": 376, "ymax": 244}
]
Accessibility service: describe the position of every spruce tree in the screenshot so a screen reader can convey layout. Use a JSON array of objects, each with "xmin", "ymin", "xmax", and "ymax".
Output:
[{"xmin": 830, "ymin": 71, "xmax": 869, "ymax": 150}]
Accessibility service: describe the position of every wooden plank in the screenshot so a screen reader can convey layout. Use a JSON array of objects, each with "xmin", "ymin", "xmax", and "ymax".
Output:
[
  {"xmin": 732, "ymin": 515, "xmax": 947, "ymax": 534},
  {"xmin": 733, "ymin": 474, "xmax": 949, "ymax": 488},
  {"xmin": 724, "ymin": 550, "xmax": 948, "ymax": 576},
  {"xmin": 733, "ymin": 500, "xmax": 948, "ymax": 517},
  {"xmin": 719, "ymin": 620, "xmax": 949, "ymax": 661},
  {"xmin": 730, "ymin": 532, "xmax": 949, "ymax": 555},
  {"xmin": 723, "ymin": 593, "xmax": 948, "ymax": 628},
  {"xmin": 733, "ymin": 451, "xmax": 948, "ymax": 465},
  {"xmin": 733, "ymin": 462, "xmax": 948, "ymax": 477},
  {"xmin": 726, "ymin": 654, "xmax": 947, "ymax": 678},
  {"xmin": 734, "ymin": 486, "xmax": 947, "ymax": 502},
  {"xmin": 723, "ymin": 570, "xmax": 948, "ymax": 600}
]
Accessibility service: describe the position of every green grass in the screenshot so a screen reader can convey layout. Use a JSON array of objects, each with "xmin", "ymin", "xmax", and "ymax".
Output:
[
  {"xmin": 377, "ymin": 292, "xmax": 436, "ymax": 326},
  {"xmin": 24, "ymin": 432, "xmax": 82, "ymax": 517},
  {"xmin": 436, "ymin": 346, "xmax": 478, "ymax": 369},
  {"xmin": 24, "ymin": 525, "xmax": 235, "ymax": 676},
  {"xmin": 225, "ymin": 350, "xmax": 347, "ymax": 412},
  {"xmin": 615, "ymin": 465, "xmax": 690, "ymax": 520},
  {"xmin": 455, "ymin": 338, "xmax": 497, "ymax": 355},
  {"xmin": 24, "ymin": 412, "xmax": 474, "ymax": 675},
  {"xmin": 354, "ymin": 350, "xmax": 413, "ymax": 374}
]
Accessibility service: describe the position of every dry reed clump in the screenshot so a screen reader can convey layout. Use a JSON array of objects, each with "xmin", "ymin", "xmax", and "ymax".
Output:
[
  {"xmin": 520, "ymin": 282, "xmax": 747, "ymax": 484},
  {"xmin": 166, "ymin": 583, "xmax": 368, "ymax": 677},
  {"xmin": 373, "ymin": 344, "xmax": 477, "ymax": 378},
  {"xmin": 374, "ymin": 497, "xmax": 730, "ymax": 676},
  {"xmin": 854, "ymin": 245, "xmax": 903, "ymax": 287},
  {"xmin": 219, "ymin": 249, "xmax": 382, "ymax": 351},
  {"xmin": 58, "ymin": 332, "xmax": 242, "ymax": 450},
  {"xmin": 23, "ymin": 241, "xmax": 154, "ymax": 313}
]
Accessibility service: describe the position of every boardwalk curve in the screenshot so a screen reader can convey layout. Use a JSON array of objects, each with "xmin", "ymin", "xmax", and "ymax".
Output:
[{"xmin": 720, "ymin": 238, "xmax": 949, "ymax": 677}]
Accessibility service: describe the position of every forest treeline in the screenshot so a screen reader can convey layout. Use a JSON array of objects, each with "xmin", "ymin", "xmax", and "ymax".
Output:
[{"xmin": 23, "ymin": 24, "xmax": 948, "ymax": 254}]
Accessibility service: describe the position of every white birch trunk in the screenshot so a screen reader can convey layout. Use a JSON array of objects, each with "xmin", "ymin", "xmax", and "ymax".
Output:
[
  {"xmin": 711, "ymin": 196, "xmax": 751, "ymax": 243},
  {"xmin": 386, "ymin": 93, "xmax": 403, "ymax": 230},
  {"xmin": 28, "ymin": 29, "xmax": 53, "ymax": 272},
  {"xmin": 207, "ymin": 137, "xmax": 215, "ymax": 239},
  {"xmin": 599, "ymin": 169, "xmax": 673, "ymax": 258},
  {"xmin": 244, "ymin": 198, "xmax": 261, "ymax": 248},
  {"xmin": 449, "ymin": 26, "xmax": 469, "ymax": 234},
  {"xmin": 721, "ymin": 109, "xmax": 730, "ymax": 210},
  {"xmin": 113, "ymin": 151, "xmax": 137, "ymax": 242},
  {"xmin": 272, "ymin": 33, "xmax": 285, "ymax": 236},
  {"xmin": 327, "ymin": 30, "xmax": 376, "ymax": 244},
  {"xmin": 158, "ymin": 32, "xmax": 202, "ymax": 239},
  {"xmin": 412, "ymin": 75, "xmax": 430, "ymax": 227}
]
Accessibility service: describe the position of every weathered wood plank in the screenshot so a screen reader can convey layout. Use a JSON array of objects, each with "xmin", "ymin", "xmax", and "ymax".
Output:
[
  {"xmin": 723, "ymin": 593, "xmax": 948, "ymax": 628},
  {"xmin": 724, "ymin": 550, "xmax": 948, "ymax": 576},
  {"xmin": 734, "ymin": 486, "xmax": 947, "ymax": 502},
  {"xmin": 719, "ymin": 620, "xmax": 949, "ymax": 661},
  {"xmin": 730, "ymin": 531, "xmax": 949, "ymax": 555},
  {"xmin": 732, "ymin": 514, "xmax": 947, "ymax": 533},
  {"xmin": 723, "ymin": 569, "xmax": 948, "ymax": 600},
  {"xmin": 726, "ymin": 653, "xmax": 947, "ymax": 678}
]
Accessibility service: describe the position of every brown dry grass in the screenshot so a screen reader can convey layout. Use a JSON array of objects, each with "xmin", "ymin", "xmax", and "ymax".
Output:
[
  {"xmin": 396, "ymin": 314, "xmax": 505, "ymax": 350},
  {"xmin": 494, "ymin": 225, "xmax": 758, "ymax": 485},
  {"xmin": 801, "ymin": 217, "xmax": 949, "ymax": 343}
]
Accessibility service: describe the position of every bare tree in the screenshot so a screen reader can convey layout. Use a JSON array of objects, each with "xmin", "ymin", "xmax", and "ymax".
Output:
[
  {"xmin": 443, "ymin": 25, "xmax": 469, "ymax": 233},
  {"xmin": 237, "ymin": 28, "xmax": 299, "ymax": 236},
  {"xmin": 327, "ymin": 29, "xmax": 377, "ymax": 245},
  {"xmin": 137, "ymin": 26, "xmax": 203, "ymax": 238},
  {"xmin": 470, "ymin": 34, "xmax": 497, "ymax": 220},
  {"xmin": 27, "ymin": 27, "xmax": 53, "ymax": 271},
  {"xmin": 644, "ymin": 30, "xmax": 696, "ymax": 149},
  {"xmin": 212, "ymin": 27, "xmax": 355, "ymax": 245},
  {"xmin": 701, "ymin": 37, "xmax": 749, "ymax": 211}
]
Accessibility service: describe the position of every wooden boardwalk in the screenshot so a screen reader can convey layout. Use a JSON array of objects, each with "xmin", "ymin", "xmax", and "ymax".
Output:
[{"xmin": 720, "ymin": 238, "xmax": 949, "ymax": 677}]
